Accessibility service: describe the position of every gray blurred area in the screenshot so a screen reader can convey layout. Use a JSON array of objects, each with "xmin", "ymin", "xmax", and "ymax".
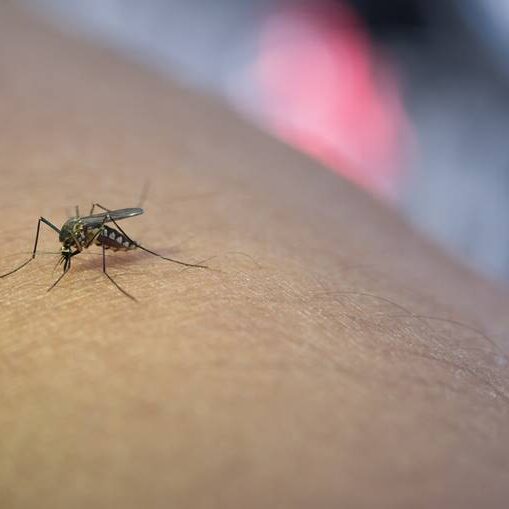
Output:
[
  {"xmin": 19, "ymin": 0, "xmax": 269, "ymax": 91},
  {"xmin": 17, "ymin": 0, "xmax": 509, "ymax": 282},
  {"xmin": 402, "ymin": 45, "xmax": 509, "ymax": 280}
]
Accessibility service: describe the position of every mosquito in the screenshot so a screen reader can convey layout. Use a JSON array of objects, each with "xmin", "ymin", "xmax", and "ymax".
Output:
[{"xmin": 0, "ymin": 203, "xmax": 207, "ymax": 300}]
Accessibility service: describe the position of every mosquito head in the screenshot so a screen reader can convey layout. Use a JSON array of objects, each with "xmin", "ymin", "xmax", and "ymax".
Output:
[{"xmin": 60, "ymin": 245, "xmax": 72, "ymax": 256}]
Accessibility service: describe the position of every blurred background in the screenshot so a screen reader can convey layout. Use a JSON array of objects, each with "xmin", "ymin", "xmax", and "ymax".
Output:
[{"xmin": 18, "ymin": 0, "xmax": 509, "ymax": 283}]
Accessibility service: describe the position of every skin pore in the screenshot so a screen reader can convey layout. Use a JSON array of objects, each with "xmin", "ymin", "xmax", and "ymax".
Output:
[{"xmin": 0, "ymin": 3, "xmax": 508, "ymax": 508}]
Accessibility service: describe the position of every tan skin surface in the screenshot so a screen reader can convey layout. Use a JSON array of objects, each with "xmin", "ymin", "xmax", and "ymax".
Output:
[{"xmin": 0, "ymin": 4, "xmax": 509, "ymax": 508}]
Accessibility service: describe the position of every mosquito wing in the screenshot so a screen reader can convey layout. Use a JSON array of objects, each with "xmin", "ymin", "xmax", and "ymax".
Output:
[{"xmin": 81, "ymin": 208, "xmax": 144, "ymax": 227}]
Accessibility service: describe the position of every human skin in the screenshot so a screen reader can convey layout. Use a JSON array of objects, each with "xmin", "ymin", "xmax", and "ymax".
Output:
[{"xmin": 0, "ymin": 3, "xmax": 508, "ymax": 509}]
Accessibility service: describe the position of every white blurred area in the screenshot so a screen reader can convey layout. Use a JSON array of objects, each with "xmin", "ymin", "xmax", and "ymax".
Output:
[{"xmin": 16, "ymin": 0, "xmax": 509, "ymax": 282}]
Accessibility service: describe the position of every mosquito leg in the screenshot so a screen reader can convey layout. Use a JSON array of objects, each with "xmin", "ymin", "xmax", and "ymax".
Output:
[
  {"xmin": 105, "ymin": 216, "xmax": 208, "ymax": 269},
  {"xmin": 102, "ymin": 243, "xmax": 137, "ymax": 301},
  {"xmin": 93, "ymin": 203, "xmax": 112, "ymax": 213},
  {"xmin": 89, "ymin": 202, "xmax": 112, "ymax": 215},
  {"xmin": 137, "ymin": 244, "xmax": 208, "ymax": 269},
  {"xmin": 0, "ymin": 217, "xmax": 61, "ymax": 278}
]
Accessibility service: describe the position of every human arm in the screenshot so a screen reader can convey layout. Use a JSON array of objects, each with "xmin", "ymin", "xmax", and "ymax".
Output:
[{"xmin": 0, "ymin": 4, "xmax": 508, "ymax": 508}]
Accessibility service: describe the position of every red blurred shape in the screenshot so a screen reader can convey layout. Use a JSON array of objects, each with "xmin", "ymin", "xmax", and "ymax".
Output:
[{"xmin": 256, "ymin": 1, "xmax": 409, "ymax": 199}]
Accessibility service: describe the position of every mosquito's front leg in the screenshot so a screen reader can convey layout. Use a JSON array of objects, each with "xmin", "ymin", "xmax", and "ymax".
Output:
[{"xmin": 0, "ymin": 217, "xmax": 61, "ymax": 278}]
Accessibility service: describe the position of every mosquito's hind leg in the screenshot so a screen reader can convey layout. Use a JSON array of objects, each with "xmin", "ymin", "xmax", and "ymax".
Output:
[
  {"xmin": 91, "ymin": 203, "xmax": 207, "ymax": 268},
  {"xmin": 0, "ymin": 217, "xmax": 61, "ymax": 278},
  {"xmin": 102, "ymin": 243, "xmax": 137, "ymax": 301},
  {"xmin": 106, "ymin": 216, "xmax": 208, "ymax": 269}
]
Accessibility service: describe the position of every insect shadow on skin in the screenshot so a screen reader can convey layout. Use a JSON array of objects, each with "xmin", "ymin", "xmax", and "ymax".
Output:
[{"xmin": 0, "ymin": 203, "xmax": 208, "ymax": 301}]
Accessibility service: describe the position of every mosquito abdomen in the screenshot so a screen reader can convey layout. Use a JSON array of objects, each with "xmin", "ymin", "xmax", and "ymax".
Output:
[{"xmin": 96, "ymin": 225, "xmax": 137, "ymax": 251}]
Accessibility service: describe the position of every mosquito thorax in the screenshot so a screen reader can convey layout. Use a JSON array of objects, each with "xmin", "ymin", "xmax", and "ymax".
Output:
[
  {"xmin": 59, "ymin": 218, "xmax": 86, "ymax": 246},
  {"xmin": 59, "ymin": 219, "xmax": 75, "ymax": 243}
]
